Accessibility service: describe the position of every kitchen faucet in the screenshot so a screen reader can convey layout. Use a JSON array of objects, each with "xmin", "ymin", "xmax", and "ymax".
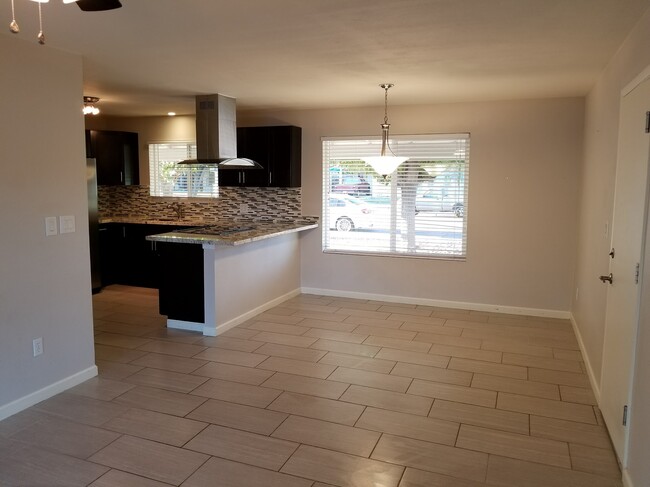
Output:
[{"xmin": 168, "ymin": 202, "xmax": 185, "ymax": 220}]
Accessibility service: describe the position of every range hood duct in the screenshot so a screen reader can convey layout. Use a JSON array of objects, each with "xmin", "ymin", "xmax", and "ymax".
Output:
[{"xmin": 179, "ymin": 94, "xmax": 262, "ymax": 169}]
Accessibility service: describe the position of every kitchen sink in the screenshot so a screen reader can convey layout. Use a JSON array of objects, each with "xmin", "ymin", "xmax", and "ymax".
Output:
[{"xmin": 177, "ymin": 225, "xmax": 255, "ymax": 236}]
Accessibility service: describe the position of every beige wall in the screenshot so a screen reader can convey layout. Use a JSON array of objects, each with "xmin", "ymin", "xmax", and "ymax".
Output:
[
  {"xmin": 572, "ymin": 7, "xmax": 650, "ymax": 485},
  {"xmin": 0, "ymin": 34, "xmax": 95, "ymax": 415},
  {"xmin": 239, "ymin": 97, "xmax": 584, "ymax": 313},
  {"xmin": 573, "ymin": 9, "xmax": 650, "ymax": 385}
]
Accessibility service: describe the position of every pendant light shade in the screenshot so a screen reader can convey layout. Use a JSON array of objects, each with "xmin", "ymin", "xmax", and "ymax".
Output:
[{"xmin": 362, "ymin": 84, "xmax": 408, "ymax": 177}]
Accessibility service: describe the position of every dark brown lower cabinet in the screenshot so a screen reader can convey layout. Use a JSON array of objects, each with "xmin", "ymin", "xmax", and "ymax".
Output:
[{"xmin": 157, "ymin": 242, "xmax": 204, "ymax": 323}]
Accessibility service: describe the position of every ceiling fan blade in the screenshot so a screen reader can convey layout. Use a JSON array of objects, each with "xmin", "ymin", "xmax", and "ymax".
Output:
[{"xmin": 76, "ymin": 0, "xmax": 122, "ymax": 11}]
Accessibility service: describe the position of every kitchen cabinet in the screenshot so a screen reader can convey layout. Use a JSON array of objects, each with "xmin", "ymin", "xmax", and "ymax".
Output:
[
  {"xmin": 98, "ymin": 223, "xmax": 190, "ymax": 289},
  {"xmin": 86, "ymin": 130, "xmax": 140, "ymax": 186},
  {"xmin": 219, "ymin": 125, "xmax": 301, "ymax": 188},
  {"xmin": 158, "ymin": 242, "xmax": 204, "ymax": 323}
]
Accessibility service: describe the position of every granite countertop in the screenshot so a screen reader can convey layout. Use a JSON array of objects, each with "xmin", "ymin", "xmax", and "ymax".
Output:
[
  {"xmin": 143, "ymin": 217, "xmax": 319, "ymax": 246},
  {"xmin": 99, "ymin": 216, "xmax": 207, "ymax": 226}
]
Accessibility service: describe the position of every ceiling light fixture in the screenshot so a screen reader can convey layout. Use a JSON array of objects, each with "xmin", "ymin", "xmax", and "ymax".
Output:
[
  {"xmin": 362, "ymin": 83, "xmax": 408, "ymax": 178},
  {"xmin": 167, "ymin": 112, "xmax": 176, "ymax": 117},
  {"xmin": 83, "ymin": 96, "xmax": 100, "ymax": 115}
]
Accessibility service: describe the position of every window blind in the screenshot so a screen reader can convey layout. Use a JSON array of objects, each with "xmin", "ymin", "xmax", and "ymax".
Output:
[
  {"xmin": 322, "ymin": 134, "xmax": 469, "ymax": 259},
  {"xmin": 149, "ymin": 142, "xmax": 219, "ymax": 198}
]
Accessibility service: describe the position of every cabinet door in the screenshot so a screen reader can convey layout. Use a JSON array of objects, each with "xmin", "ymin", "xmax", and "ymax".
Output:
[
  {"xmin": 98, "ymin": 223, "xmax": 125, "ymax": 286},
  {"xmin": 93, "ymin": 131, "xmax": 140, "ymax": 186},
  {"xmin": 268, "ymin": 126, "xmax": 301, "ymax": 187},
  {"xmin": 235, "ymin": 127, "xmax": 271, "ymax": 187},
  {"xmin": 217, "ymin": 168, "xmax": 242, "ymax": 187}
]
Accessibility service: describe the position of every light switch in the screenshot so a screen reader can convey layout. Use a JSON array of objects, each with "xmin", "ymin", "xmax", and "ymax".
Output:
[
  {"xmin": 59, "ymin": 215, "xmax": 76, "ymax": 234},
  {"xmin": 45, "ymin": 217, "xmax": 58, "ymax": 236}
]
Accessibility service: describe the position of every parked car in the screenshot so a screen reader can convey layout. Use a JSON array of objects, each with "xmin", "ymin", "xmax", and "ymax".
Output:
[
  {"xmin": 331, "ymin": 173, "xmax": 371, "ymax": 196},
  {"xmin": 328, "ymin": 194, "xmax": 375, "ymax": 231},
  {"xmin": 415, "ymin": 190, "xmax": 465, "ymax": 217}
]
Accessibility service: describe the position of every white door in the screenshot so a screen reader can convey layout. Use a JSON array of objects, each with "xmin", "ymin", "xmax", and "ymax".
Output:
[{"xmin": 600, "ymin": 75, "xmax": 650, "ymax": 466}]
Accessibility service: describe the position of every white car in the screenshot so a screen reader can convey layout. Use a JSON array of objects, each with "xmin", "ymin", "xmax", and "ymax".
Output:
[{"xmin": 328, "ymin": 194, "xmax": 375, "ymax": 232}]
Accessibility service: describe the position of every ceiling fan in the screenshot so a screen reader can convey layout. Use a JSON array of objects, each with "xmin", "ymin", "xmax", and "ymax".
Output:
[{"xmin": 75, "ymin": 0, "xmax": 122, "ymax": 11}]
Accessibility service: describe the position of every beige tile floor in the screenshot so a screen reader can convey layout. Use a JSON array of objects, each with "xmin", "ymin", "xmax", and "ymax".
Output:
[{"xmin": 0, "ymin": 285, "xmax": 624, "ymax": 487}]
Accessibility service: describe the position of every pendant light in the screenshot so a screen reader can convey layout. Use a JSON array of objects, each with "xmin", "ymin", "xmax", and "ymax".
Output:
[
  {"xmin": 83, "ymin": 96, "xmax": 100, "ymax": 115},
  {"xmin": 362, "ymin": 83, "xmax": 408, "ymax": 178}
]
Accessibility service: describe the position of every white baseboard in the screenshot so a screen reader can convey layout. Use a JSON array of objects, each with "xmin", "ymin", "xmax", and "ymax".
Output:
[
  {"xmin": 622, "ymin": 469, "xmax": 633, "ymax": 487},
  {"xmin": 570, "ymin": 313, "xmax": 601, "ymax": 403},
  {"xmin": 167, "ymin": 319, "xmax": 203, "ymax": 333},
  {"xmin": 300, "ymin": 287, "xmax": 571, "ymax": 320},
  {"xmin": 170, "ymin": 288, "xmax": 302, "ymax": 337},
  {"xmin": 207, "ymin": 288, "xmax": 302, "ymax": 336},
  {"xmin": 0, "ymin": 365, "xmax": 98, "ymax": 422}
]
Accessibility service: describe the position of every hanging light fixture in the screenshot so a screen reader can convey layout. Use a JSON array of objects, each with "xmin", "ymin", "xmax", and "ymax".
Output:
[
  {"xmin": 83, "ymin": 96, "xmax": 100, "ymax": 115},
  {"xmin": 362, "ymin": 83, "xmax": 408, "ymax": 178}
]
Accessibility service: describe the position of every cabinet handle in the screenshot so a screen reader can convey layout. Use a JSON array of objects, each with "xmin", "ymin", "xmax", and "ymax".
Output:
[
  {"xmin": 269, "ymin": 171, "xmax": 272, "ymax": 185},
  {"xmin": 242, "ymin": 172, "xmax": 246, "ymax": 184},
  {"xmin": 238, "ymin": 172, "xmax": 241, "ymax": 184},
  {"xmin": 120, "ymin": 171, "xmax": 124, "ymax": 183},
  {"xmin": 122, "ymin": 226, "xmax": 126, "ymax": 238}
]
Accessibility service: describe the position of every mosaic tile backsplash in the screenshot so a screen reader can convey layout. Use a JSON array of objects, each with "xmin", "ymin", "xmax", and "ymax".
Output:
[{"xmin": 99, "ymin": 185, "xmax": 305, "ymax": 224}]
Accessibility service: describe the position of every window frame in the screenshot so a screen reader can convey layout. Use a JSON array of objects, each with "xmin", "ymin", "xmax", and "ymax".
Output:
[{"xmin": 322, "ymin": 133, "xmax": 470, "ymax": 260}]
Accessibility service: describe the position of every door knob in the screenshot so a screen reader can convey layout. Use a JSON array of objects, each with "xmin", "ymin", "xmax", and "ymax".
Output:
[{"xmin": 599, "ymin": 273, "xmax": 613, "ymax": 284}]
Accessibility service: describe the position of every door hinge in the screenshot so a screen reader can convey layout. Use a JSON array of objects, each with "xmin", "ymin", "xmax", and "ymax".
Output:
[
  {"xmin": 623, "ymin": 405, "xmax": 629, "ymax": 426},
  {"xmin": 646, "ymin": 111, "xmax": 650, "ymax": 133},
  {"xmin": 636, "ymin": 263, "xmax": 640, "ymax": 284}
]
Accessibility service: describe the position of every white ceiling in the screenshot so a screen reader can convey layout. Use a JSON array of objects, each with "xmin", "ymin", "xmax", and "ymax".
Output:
[{"xmin": 5, "ymin": 0, "xmax": 649, "ymax": 116}]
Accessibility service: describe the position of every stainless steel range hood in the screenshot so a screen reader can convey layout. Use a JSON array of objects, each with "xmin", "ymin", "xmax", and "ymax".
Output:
[{"xmin": 179, "ymin": 94, "xmax": 262, "ymax": 169}]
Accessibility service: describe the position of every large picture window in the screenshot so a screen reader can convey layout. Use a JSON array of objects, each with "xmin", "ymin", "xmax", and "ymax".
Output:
[
  {"xmin": 149, "ymin": 142, "xmax": 219, "ymax": 198},
  {"xmin": 322, "ymin": 134, "xmax": 469, "ymax": 259}
]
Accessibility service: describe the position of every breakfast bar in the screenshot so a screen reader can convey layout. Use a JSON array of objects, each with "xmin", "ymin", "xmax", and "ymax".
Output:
[{"xmin": 146, "ymin": 218, "xmax": 318, "ymax": 336}]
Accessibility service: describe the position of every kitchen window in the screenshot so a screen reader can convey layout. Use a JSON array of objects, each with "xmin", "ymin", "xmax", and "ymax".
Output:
[
  {"xmin": 149, "ymin": 142, "xmax": 219, "ymax": 197},
  {"xmin": 322, "ymin": 134, "xmax": 469, "ymax": 259}
]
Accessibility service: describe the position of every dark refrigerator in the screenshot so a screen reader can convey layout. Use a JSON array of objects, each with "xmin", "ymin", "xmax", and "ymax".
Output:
[{"xmin": 87, "ymin": 157, "xmax": 102, "ymax": 293}]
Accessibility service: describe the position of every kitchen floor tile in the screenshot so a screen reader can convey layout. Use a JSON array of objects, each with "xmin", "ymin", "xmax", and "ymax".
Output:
[
  {"xmin": 191, "ymin": 361, "xmax": 275, "ymax": 385},
  {"xmin": 96, "ymin": 360, "xmax": 144, "ymax": 380},
  {"xmin": 190, "ymin": 377, "xmax": 282, "ymax": 407},
  {"xmin": 387, "ymin": 314, "xmax": 447, "ymax": 326},
  {"xmin": 94, "ymin": 332, "xmax": 153, "ymax": 349},
  {"xmin": 371, "ymin": 434, "xmax": 488, "ymax": 482},
  {"xmin": 298, "ymin": 318, "xmax": 360, "ymax": 332},
  {"xmin": 254, "ymin": 342, "xmax": 328, "ymax": 362},
  {"xmin": 481, "ymin": 339, "xmax": 554, "ymax": 357},
  {"xmin": 89, "ymin": 435, "xmax": 208, "ymax": 485},
  {"xmin": 529, "ymin": 415, "xmax": 613, "ymax": 449},
  {"xmin": 456, "ymin": 424, "xmax": 571, "ymax": 468},
  {"xmin": 363, "ymin": 335, "xmax": 432, "ymax": 353},
  {"xmin": 272, "ymin": 414, "xmax": 381, "ymax": 456},
  {"xmin": 352, "ymin": 324, "xmax": 417, "ymax": 340},
  {"xmin": 497, "ymin": 392, "xmax": 597, "ymax": 423},
  {"xmin": 328, "ymin": 367, "xmax": 412, "ymax": 392},
  {"xmin": 448, "ymin": 357, "xmax": 528, "ymax": 380},
  {"xmin": 414, "ymin": 333, "xmax": 483, "ymax": 349},
  {"xmin": 398, "ymin": 468, "xmax": 487, "ymax": 487},
  {"xmin": 192, "ymin": 347, "xmax": 268, "ymax": 366},
  {"xmin": 317, "ymin": 352, "xmax": 397, "ymax": 374},
  {"xmin": 196, "ymin": 335, "xmax": 264, "ymax": 352},
  {"xmin": 66, "ymin": 376, "xmax": 135, "ymax": 401},
  {"xmin": 268, "ymin": 391, "xmax": 364, "ymax": 425},
  {"xmin": 569, "ymin": 443, "xmax": 621, "ymax": 479},
  {"xmin": 503, "ymin": 352, "xmax": 583, "ymax": 373},
  {"xmin": 343, "ymin": 315, "xmax": 405, "ymax": 329},
  {"xmin": 0, "ymin": 438, "xmax": 109, "ymax": 487},
  {"xmin": 399, "ymin": 322, "xmax": 463, "ymax": 336},
  {"xmin": 408, "ymin": 379, "xmax": 497, "ymax": 407},
  {"xmin": 355, "ymin": 407, "xmax": 459, "ymax": 446},
  {"xmin": 528, "ymin": 367, "xmax": 591, "ymax": 388},
  {"xmin": 249, "ymin": 331, "xmax": 318, "ymax": 347},
  {"xmin": 182, "ymin": 456, "xmax": 312, "ymax": 487},
  {"xmin": 340, "ymin": 385, "xmax": 432, "ymax": 416},
  {"xmin": 246, "ymin": 320, "xmax": 311, "ymax": 335},
  {"xmin": 560, "ymin": 385, "xmax": 597, "ymax": 405},
  {"xmin": 34, "ymin": 393, "xmax": 127, "ymax": 427},
  {"xmin": 124, "ymin": 367, "xmax": 209, "ymax": 393},
  {"xmin": 281, "ymin": 444, "xmax": 404, "ymax": 487},
  {"xmin": 310, "ymin": 338, "xmax": 381, "ymax": 357},
  {"xmin": 89, "ymin": 469, "xmax": 173, "ymax": 487},
  {"xmin": 95, "ymin": 344, "xmax": 149, "ymax": 364},
  {"xmin": 135, "ymin": 340, "xmax": 206, "ymax": 358},
  {"xmin": 184, "ymin": 424, "xmax": 298, "ymax": 470},
  {"xmin": 102, "ymin": 408, "xmax": 207, "ymax": 446},
  {"xmin": 257, "ymin": 356, "xmax": 337, "ymax": 379},
  {"xmin": 470, "ymin": 373, "xmax": 560, "ymax": 400},
  {"xmin": 390, "ymin": 362, "xmax": 473, "ymax": 386},
  {"xmin": 429, "ymin": 343, "xmax": 502, "ymax": 362},
  {"xmin": 429, "ymin": 399, "xmax": 529, "ymax": 434},
  {"xmin": 304, "ymin": 328, "xmax": 369, "ymax": 343},
  {"xmin": 130, "ymin": 352, "xmax": 208, "ymax": 374},
  {"xmin": 112, "ymin": 385, "xmax": 207, "ymax": 417},
  {"xmin": 8, "ymin": 416, "xmax": 120, "ymax": 459},
  {"xmin": 187, "ymin": 398, "xmax": 287, "ymax": 435},
  {"xmin": 486, "ymin": 455, "xmax": 622, "ymax": 487},
  {"xmin": 375, "ymin": 348, "xmax": 449, "ymax": 368},
  {"xmin": 261, "ymin": 372, "xmax": 350, "ymax": 399}
]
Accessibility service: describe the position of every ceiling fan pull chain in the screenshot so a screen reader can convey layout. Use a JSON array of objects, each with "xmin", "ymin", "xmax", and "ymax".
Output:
[
  {"xmin": 9, "ymin": 0, "xmax": 19, "ymax": 33},
  {"xmin": 37, "ymin": 0, "xmax": 45, "ymax": 44}
]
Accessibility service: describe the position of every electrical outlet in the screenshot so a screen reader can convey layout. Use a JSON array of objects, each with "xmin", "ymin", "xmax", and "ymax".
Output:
[{"xmin": 33, "ymin": 337, "xmax": 43, "ymax": 357}]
